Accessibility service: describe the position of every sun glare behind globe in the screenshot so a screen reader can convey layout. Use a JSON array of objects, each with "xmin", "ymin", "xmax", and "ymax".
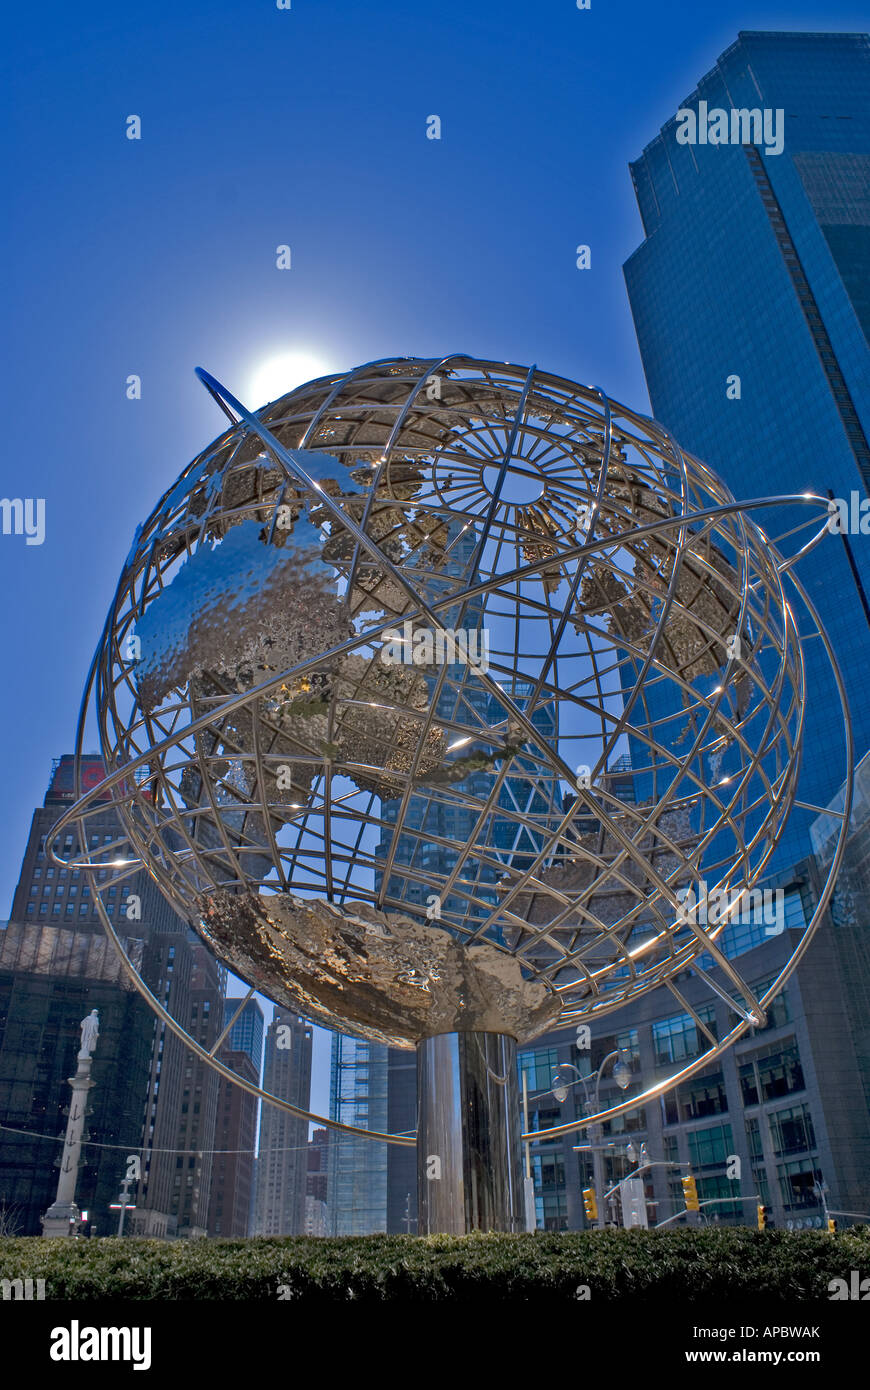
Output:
[{"xmin": 247, "ymin": 350, "xmax": 332, "ymax": 408}]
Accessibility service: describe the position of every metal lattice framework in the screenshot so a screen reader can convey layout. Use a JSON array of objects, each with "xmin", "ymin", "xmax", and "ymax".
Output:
[{"xmin": 49, "ymin": 355, "xmax": 852, "ymax": 1145}]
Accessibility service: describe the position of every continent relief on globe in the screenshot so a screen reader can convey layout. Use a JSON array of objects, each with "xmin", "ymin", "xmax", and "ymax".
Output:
[{"xmin": 196, "ymin": 888, "xmax": 563, "ymax": 1049}]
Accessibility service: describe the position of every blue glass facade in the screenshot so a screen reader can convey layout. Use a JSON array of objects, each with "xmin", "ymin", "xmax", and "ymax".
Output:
[
  {"xmin": 326, "ymin": 1032, "xmax": 390, "ymax": 1235},
  {"xmin": 223, "ymin": 996, "xmax": 264, "ymax": 1076},
  {"xmin": 623, "ymin": 30, "xmax": 870, "ymax": 867}
]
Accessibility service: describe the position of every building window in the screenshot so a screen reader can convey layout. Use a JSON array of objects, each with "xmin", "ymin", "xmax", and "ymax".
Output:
[
  {"xmin": 777, "ymin": 1160, "xmax": 823, "ymax": 1212},
  {"xmin": 739, "ymin": 1042, "xmax": 804, "ymax": 1106},
  {"xmin": 533, "ymin": 1153, "xmax": 566, "ymax": 1193},
  {"xmin": 758, "ymin": 1044, "xmax": 804, "ymax": 1102},
  {"xmin": 768, "ymin": 1104, "xmax": 815, "ymax": 1157},
  {"xmin": 751, "ymin": 978, "xmax": 790, "ymax": 1031},
  {"xmin": 615, "ymin": 1027, "xmax": 641, "ymax": 1067},
  {"xmin": 697, "ymin": 1173, "xmax": 743, "ymax": 1222},
  {"xmin": 517, "ymin": 1047, "xmax": 559, "ymax": 1093},
  {"xmin": 739, "ymin": 1061, "xmax": 759, "ymax": 1107},
  {"xmin": 687, "ymin": 1124, "xmax": 733, "ymax": 1169},
  {"xmin": 536, "ymin": 1191, "xmax": 568, "ymax": 1232},
  {"xmin": 653, "ymin": 1005, "xmax": 717, "ymax": 1066},
  {"xmin": 665, "ymin": 1069, "xmax": 727, "ymax": 1125},
  {"xmin": 782, "ymin": 889, "xmax": 808, "ymax": 932},
  {"xmin": 602, "ymin": 1086, "xmax": 646, "ymax": 1135}
]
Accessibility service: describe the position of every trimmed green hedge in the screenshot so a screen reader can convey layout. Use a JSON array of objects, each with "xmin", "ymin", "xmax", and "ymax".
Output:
[{"xmin": 2, "ymin": 1228, "xmax": 868, "ymax": 1301}]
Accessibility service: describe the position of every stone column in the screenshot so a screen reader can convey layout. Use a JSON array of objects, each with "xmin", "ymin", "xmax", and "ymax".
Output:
[{"xmin": 42, "ymin": 1012, "xmax": 99, "ymax": 1238}]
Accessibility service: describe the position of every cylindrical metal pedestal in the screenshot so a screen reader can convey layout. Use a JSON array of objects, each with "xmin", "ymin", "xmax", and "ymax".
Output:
[{"xmin": 417, "ymin": 1031, "xmax": 525, "ymax": 1235}]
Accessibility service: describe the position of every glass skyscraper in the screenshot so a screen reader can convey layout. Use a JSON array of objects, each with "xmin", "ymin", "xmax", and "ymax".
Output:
[
  {"xmin": 327, "ymin": 1033, "xmax": 390, "ymax": 1234},
  {"xmin": 253, "ymin": 1010, "xmax": 312, "ymax": 1236},
  {"xmin": 510, "ymin": 30, "xmax": 870, "ymax": 1235},
  {"xmin": 623, "ymin": 30, "xmax": 870, "ymax": 866},
  {"xmin": 223, "ymin": 996, "xmax": 265, "ymax": 1075}
]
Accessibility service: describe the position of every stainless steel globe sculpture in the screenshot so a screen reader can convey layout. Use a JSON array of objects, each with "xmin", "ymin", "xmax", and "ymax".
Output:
[{"xmin": 52, "ymin": 355, "xmax": 851, "ymax": 1232}]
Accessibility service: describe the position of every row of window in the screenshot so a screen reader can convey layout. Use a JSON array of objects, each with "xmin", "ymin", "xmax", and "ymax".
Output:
[
  {"xmin": 25, "ymin": 901, "xmax": 121, "ymax": 916},
  {"xmin": 653, "ymin": 1004, "xmax": 717, "ymax": 1066},
  {"xmin": 31, "ymin": 868, "xmax": 115, "ymax": 885},
  {"xmin": 30, "ymin": 883, "xmax": 116, "ymax": 896},
  {"xmin": 666, "ymin": 1100, "xmax": 816, "ymax": 1178},
  {"xmin": 747, "ymin": 1103, "xmax": 816, "ymax": 1159},
  {"xmin": 37, "ymin": 832, "xmax": 116, "ymax": 857},
  {"xmin": 739, "ymin": 1043, "xmax": 805, "ymax": 1107}
]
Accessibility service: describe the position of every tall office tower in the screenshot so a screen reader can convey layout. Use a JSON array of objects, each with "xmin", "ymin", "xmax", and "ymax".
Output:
[
  {"xmin": 0, "ymin": 756, "xmax": 213, "ymax": 1235},
  {"xmin": 326, "ymin": 1033, "xmax": 389, "ymax": 1234},
  {"xmin": 623, "ymin": 30, "xmax": 870, "ymax": 864},
  {"xmin": 811, "ymin": 750, "xmax": 870, "ymax": 1161},
  {"xmin": 386, "ymin": 1047, "xmax": 417, "ymax": 1233},
  {"xmin": 208, "ymin": 996, "xmax": 264, "ymax": 1235},
  {"xmin": 253, "ymin": 1009, "xmax": 312, "ymax": 1235},
  {"xmin": 169, "ymin": 940, "xmax": 223, "ymax": 1237},
  {"xmin": 208, "ymin": 1046, "xmax": 259, "ymax": 1237},
  {"xmin": 305, "ymin": 1126, "xmax": 329, "ymax": 1235},
  {"xmin": 223, "ymin": 995, "xmax": 265, "ymax": 1071},
  {"xmin": 132, "ymin": 929, "xmax": 195, "ymax": 1235}
]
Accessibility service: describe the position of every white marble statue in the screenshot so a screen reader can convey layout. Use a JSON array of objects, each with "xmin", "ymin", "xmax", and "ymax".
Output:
[{"xmin": 78, "ymin": 1009, "xmax": 100, "ymax": 1059}]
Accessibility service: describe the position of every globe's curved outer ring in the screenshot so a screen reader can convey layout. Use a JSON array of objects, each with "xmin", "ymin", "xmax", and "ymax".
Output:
[{"xmin": 47, "ymin": 356, "xmax": 853, "ymax": 1145}]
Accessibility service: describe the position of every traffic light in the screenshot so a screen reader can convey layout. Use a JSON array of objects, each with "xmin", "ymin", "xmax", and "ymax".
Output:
[
  {"xmin": 827, "ymin": 1218, "xmax": 838, "ymax": 1234},
  {"xmin": 582, "ymin": 1187, "xmax": 598, "ymax": 1222},
  {"xmin": 682, "ymin": 1175, "xmax": 700, "ymax": 1212},
  {"xmin": 757, "ymin": 1204, "xmax": 770, "ymax": 1230}
]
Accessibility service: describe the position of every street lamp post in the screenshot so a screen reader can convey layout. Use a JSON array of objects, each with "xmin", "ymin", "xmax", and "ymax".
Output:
[
  {"xmin": 521, "ymin": 1068, "xmax": 537, "ymax": 1232},
  {"xmin": 109, "ymin": 1177, "xmax": 136, "ymax": 1237},
  {"xmin": 552, "ymin": 1051, "xmax": 633, "ymax": 1230}
]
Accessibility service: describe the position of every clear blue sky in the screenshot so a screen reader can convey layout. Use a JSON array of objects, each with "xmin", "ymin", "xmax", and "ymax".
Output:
[{"xmin": 2, "ymin": 0, "xmax": 865, "ymax": 1115}]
